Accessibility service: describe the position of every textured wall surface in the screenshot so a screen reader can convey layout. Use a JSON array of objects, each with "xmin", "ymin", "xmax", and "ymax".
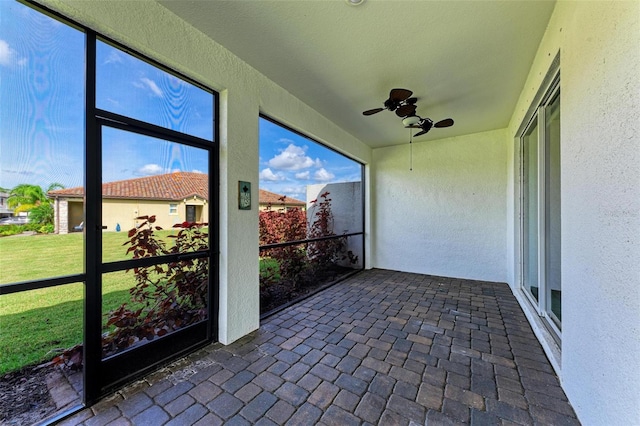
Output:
[
  {"xmin": 371, "ymin": 128, "xmax": 508, "ymax": 282},
  {"xmin": 41, "ymin": 0, "xmax": 372, "ymax": 344},
  {"xmin": 507, "ymin": 1, "xmax": 640, "ymax": 423},
  {"xmin": 307, "ymin": 182, "xmax": 364, "ymax": 267}
]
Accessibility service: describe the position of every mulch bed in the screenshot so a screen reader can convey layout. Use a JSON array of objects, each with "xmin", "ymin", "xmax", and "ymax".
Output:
[
  {"xmin": 260, "ymin": 266, "xmax": 357, "ymax": 315},
  {"xmin": 0, "ymin": 365, "xmax": 56, "ymax": 425}
]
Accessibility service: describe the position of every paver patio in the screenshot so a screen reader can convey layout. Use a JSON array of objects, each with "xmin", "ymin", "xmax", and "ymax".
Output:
[{"xmin": 57, "ymin": 269, "xmax": 579, "ymax": 425}]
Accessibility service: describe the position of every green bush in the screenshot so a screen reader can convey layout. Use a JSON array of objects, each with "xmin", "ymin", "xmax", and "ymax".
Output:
[{"xmin": 38, "ymin": 224, "xmax": 54, "ymax": 234}]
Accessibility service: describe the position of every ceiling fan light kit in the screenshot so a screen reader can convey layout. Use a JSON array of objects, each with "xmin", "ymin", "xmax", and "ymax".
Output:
[
  {"xmin": 402, "ymin": 116, "xmax": 421, "ymax": 127},
  {"xmin": 345, "ymin": 0, "xmax": 365, "ymax": 6}
]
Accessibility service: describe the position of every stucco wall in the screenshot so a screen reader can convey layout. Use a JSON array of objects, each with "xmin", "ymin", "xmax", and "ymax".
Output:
[
  {"xmin": 40, "ymin": 0, "xmax": 372, "ymax": 344},
  {"xmin": 371, "ymin": 128, "xmax": 508, "ymax": 282},
  {"xmin": 507, "ymin": 1, "xmax": 640, "ymax": 423},
  {"xmin": 307, "ymin": 182, "xmax": 364, "ymax": 268},
  {"xmin": 101, "ymin": 198, "xmax": 207, "ymax": 232}
]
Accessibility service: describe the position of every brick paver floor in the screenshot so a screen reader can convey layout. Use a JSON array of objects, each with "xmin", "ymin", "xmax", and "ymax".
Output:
[{"xmin": 58, "ymin": 269, "xmax": 579, "ymax": 425}]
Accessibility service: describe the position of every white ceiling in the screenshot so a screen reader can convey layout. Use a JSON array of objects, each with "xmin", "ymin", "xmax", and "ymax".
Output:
[{"xmin": 159, "ymin": 0, "xmax": 556, "ymax": 148}]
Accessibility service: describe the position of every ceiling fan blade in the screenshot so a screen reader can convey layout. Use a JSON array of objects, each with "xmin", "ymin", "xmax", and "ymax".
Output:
[
  {"xmin": 363, "ymin": 108, "xmax": 384, "ymax": 116},
  {"xmin": 434, "ymin": 118, "xmax": 454, "ymax": 128},
  {"xmin": 404, "ymin": 97, "xmax": 418, "ymax": 105},
  {"xmin": 414, "ymin": 129, "xmax": 430, "ymax": 137},
  {"xmin": 389, "ymin": 88, "xmax": 413, "ymax": 102},
  {"xmin": 395, "ymin": 104, "xmax": 417, "ymax": 117}
]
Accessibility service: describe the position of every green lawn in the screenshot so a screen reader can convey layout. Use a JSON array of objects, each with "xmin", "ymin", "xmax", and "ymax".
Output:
[{"xmin": 0, "ymin": 229, "xmax": 187, "ymax": 374}]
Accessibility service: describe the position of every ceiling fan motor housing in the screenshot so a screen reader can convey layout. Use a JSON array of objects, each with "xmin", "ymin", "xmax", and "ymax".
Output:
[{"xmin": 421, "ymin": 118, "xmax": 434, "ymax": 131}]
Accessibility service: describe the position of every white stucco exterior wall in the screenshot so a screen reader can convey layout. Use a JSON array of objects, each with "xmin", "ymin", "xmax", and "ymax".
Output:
[
  {"xmin": 507, "ymin": 1, "xmax": 640, "ymax": 424},
  {"xmin": 371, "ymin": 128, "xmax": 508, "ymax": 282},
  {"xmin": 40, "ymin": 0, "xmax": 372, "ymax": 344},
  {"xmin": 307, "ymin": 182, "xmax": 364, "ymax": 268}
]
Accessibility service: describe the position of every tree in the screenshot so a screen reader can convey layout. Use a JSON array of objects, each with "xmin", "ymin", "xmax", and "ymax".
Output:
[
  {"xmin": 7, "ymin": 182, "xmax": 64, "ymax": 225},
  {"xmin": 7, "ymin": 184, "xmax": 47, "ymax": 212}
]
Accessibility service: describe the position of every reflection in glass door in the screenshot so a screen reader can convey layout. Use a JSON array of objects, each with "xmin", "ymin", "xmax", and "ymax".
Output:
[{"xmin": 520, "ymin": 78, "xmax": 561, "ymax": 336}]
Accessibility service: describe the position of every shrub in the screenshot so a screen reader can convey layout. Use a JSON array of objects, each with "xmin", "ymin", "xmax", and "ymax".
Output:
[
  {"xmin": 0, "ymin": 223, "xmax": 41, "ymax": 237},
  {"xmin": 28, "ymin": 204, "xmax": 54, "ymax": 225},
  {"xmin": 49, "ymin": 215, "xmax": 209, "ymax": 367},
  {"xmin": 101, "ymin": 216, "xmax": 209, "ymax": 357},
  {"xmin": 38, "ymin": 224, "xmax": 54, "ymax": 234},
  {"xmin": 259, "ymin": 192, "xmax": 358, "ymax": 312},
  {"xmin": 259, "ymin": 198, "xmax": 308, "ymax": 285},
  {"xmin": 307, "ymin": 191, "xmax": 357, "ymax": 269}
]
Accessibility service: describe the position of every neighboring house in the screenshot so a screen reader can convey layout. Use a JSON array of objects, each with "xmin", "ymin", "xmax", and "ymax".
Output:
[
  {"xmin": 0, "ymin": 192, "xmax": 12, "ymax": 218},
  {"xmin": 258, "ymin": 189, "xmax": 305, "ymax": 211},
  {"xmin": 48, "ymin": 172, "xmax": 209, "ymax": 234},
  {"xmin": 47, "ymin": 173, "xmax": 300, "ymax": 233}
]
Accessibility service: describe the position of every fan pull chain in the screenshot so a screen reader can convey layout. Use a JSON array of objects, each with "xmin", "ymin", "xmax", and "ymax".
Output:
[{"xmin": 409, "ymin": 128, "xmax": 413, "ymax": 171}]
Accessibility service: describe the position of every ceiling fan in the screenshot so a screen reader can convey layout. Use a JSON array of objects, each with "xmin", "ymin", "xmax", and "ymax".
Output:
[
  {"xmin": 363, "ymin": 88, "xmax": 454, "ymax": 137},
  {"xmin": 362, "ymin": 88, "xmax": 418, "ymax": 117}
]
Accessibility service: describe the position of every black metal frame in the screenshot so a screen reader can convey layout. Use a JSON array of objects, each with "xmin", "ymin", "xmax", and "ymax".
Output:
[
  {"xmin": 4, "ymin": 1, "xmax": 220, "ymax": 412},
  {"xmin": 260, "ymin": 232, "xmax": 364, "ymax": 251}
]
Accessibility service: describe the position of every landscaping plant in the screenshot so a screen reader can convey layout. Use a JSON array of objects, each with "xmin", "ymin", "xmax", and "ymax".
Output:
[
  {"xmin": 50, "ymin": 216, "xmax": 209, "ymax": 367},
  {"xmin": 258, "ymin": 192, "xmax": 357, "ymax": 313},
  {"xmin": 306, "ymin": 191, "xmax": 357, "ymax": 269}
]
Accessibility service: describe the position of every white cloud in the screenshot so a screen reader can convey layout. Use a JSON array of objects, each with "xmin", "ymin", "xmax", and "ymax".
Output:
[
  {"xmin": 191, "ymin": 169, "xmax": 204, "ymax": 174},
  {"xmin": 281, "ymin": 186, "xmax": 306, "ymax": 200},
  {"xmin": 138, "ymin": 163, "xmax": 164, "ymax": 175},
  {"xmin": 314, "ymin": 168, "xmax": 335, "ymax": 182},
  {"xmin": 268, "ymin": 144, "xmax": 315, "ymax": 171},
  {"xmin": 104, "ymin": 50, "xmax": 123, "ymax": 65},
  {"xmin": 259, "ymin": 168, "xmax": 284, "ymax": 181},
  {"xmin": 106, "ymin": 98, "xmax": 120, "ymax": 107},
  {"xmin": 0, "ymin": 39, "xmax": 26, "ymax": 67},
  {"xmin": 295, "ymin": 171, "xmax": 310, "ymax": 180},
  {"xmin": 133, "ymin": 77, "xmax": 163, "ymax": 98}
]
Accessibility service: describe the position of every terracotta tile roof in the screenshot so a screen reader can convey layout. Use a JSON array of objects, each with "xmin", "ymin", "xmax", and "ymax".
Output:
[
  {"xmin": 258, "ymin": 189, "xmax": 305, "ymax": 206},
  {"xmin": 48, "ymin": 172, "xmax": 305, "ymax": 205},
  {"xmin": 48, "ymin": 172, "xmax": 208, "ymax": 201}
]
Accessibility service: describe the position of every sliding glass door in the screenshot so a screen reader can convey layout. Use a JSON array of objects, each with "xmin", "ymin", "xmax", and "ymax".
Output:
[{"xmin": 520, "ymin": 77, "xmax": 561, "ymax": 337}]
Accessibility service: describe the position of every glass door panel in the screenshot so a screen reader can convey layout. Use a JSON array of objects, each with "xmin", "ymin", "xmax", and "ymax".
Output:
[
  {"xmin": 98, "ymin": 123, "xmax": 210, "ymax": 388},
  {"xmin": 96, "ymin": 40, "xmax": 214, "ymax": 141},
  {"xmin": 101, "ymin": 127, "xmax": 209, "ymax": 262},
  {"xmin": 519, "ymin": 79, "xmax": 561, "ymax": 338},
  {"xmin": 545, "ymin": 93, "xmax": 561, "ymax": 326},
  {"xmin": 522, "ymin": 119, "xmax": 539, "ymax": 303}
]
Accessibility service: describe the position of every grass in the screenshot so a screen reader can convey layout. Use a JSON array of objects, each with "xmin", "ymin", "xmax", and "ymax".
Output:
[
  {"xmin": 0, "ymin": 229, "xmax": 191, "ymax": 374},
  {"xmin": 259, "ymin": 257, "xmax": 281, "ymax": 281}
]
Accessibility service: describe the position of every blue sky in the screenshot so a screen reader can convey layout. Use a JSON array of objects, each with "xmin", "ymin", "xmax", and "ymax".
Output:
[
  {"xmin": 259, "ymin": 118, "xmax": 361, "ymax": 201},
  {"xmin": 0, "ymin": 0, "xmax": 360, "ymax": 200}
]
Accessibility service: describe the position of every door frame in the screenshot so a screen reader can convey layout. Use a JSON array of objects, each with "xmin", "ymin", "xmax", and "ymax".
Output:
[
  {"xmin": 83, "ymin": 32, "xmax": 219, "ymax": 404},
  {"xmin": 516, "ymin": 54, "xmax": 561, "ymax": 343}
]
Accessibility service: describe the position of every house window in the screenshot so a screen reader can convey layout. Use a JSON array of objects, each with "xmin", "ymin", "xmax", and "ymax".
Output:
[
  {"xmin": 169, "ymin": 203, "xmax": 178, "ymax": 215},
  {"xmin": 518, "ymin": 60, "xmax": 561, "ymax": 339}
]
